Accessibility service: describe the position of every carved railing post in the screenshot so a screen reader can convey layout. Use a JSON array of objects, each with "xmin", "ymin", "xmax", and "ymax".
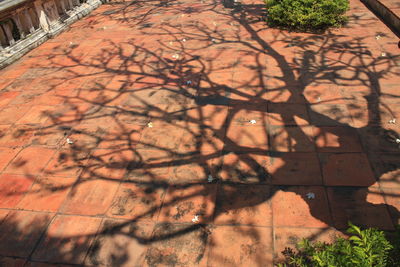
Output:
[
  {"xmin": 59, "ymin": 0, "xmax": 67, "ymax": 14},
  {"xmin": 23, "ymin": 9, "xmax": 36, "ymax": 34},
  {"xmin": 68, "ymin": 0, "xmax": 75, "ymax": 9},
  {"xmin": 33, "ymin": 0, "xmax": 50, "ymax": 32},
  {"xmin": 2, "ymin": 21, "xmax": 15, "ymax": 45},
  {"xmin": 13, "ymin": 13, "xmax": 25, "ymax": 39}
]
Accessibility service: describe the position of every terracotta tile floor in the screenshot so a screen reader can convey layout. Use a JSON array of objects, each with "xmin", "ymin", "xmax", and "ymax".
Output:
[{"xmin": 0, "ymin": 0, "xmax": 399, "ymax": 265}]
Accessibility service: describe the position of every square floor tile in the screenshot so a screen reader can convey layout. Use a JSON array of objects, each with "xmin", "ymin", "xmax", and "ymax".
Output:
[
  {"xmin": 218, "ymin": 152, "xmax": 270, "ymax": 184},
  {"xmin": 43, "ymin": 149, "xmax": 89, "ymax": 178},
  {"xmin": 328, "ymin": 186, "xmax": 394, "ymax": 230},
  {"xmin": 267, "ymin": 103, "xmax": 310, "ymax": 126},
  {"xmin": 125, "ymin": 149, "xmax": 172, "ymax": 183},
  {"xmin": 0, "ymin": 147, "xmax": 20, "ymax": 171},
  {"xmin": 207, "ymin": 225, "xmax": 273, "ymax": 266},
  {"xmin": 225, "ymin": 124, "xmax": 269, "ymax": 152},
  {"xmin": 108, "ymin": 183, "xmax": 166, "ymax": 220},
  {"xmin": 32, "ymin": 215, "xmax": 102, "ymax": 265},
  {"xmin": 309, "ymin": 104, "xmax": 353, "ymax": 126},
  {"xmin": 314, "ymin": 126, "xmax": 363, "ymax": 152},
  {"xmin": 5, "ymin": 147, "xmax": 56, "ymax": 175},
  {"xmin": 82, "ymin": 149, "xmax": 131, "ymax": 180},
  {"xmin": 214, "ymin": 185, "xmax": 272, "ymax": 226},
  {"xmin": 320, "ymin": 153, "xmax": 376, "ymax": 186},
  {"xmin": 16, "ymin": 105, "xmax": 55, "ymax": 125},
  {"xmin": 268, "ymin": 125, "xmax": 315, "ymax": 152},
  {"xmin": 85, "ymin": 219, "xmax": 153, "ymax": 266},
  {"xmin": 169, "ymin": 155, "xmax": 221, "ymax": 184},
  {"xmin": 0, "ymin": 125, "xmax": 35, "ymax": 147},
  {"xmin": 17, "ymin": 177, "xmax": 75, "ymax": 212},
  {"xmin": 272, "ymin": 186, "xmax": 332, "ymax": 228},
  {"xmin": 0, "ymin": 256, "xmax": 26, "ymax": 267},
  {"xmin": 144, "ymin": 223, "xmax": 210, "ymax": 267},
  {"xmin": 60, "ymin": 179, "xmax": 120, "ymax": 216},
  {"xmin": 158, "ymin": 184, "xmax": 217, "ymax": 223},
  {"xmin": 0, "ymin": 173, "xmax": 35, "ymax": 208},
  {"xmin": 268, "ymin": 152, "xmax": 323, "ymax": 185},
  {"xmin": 369, "ymin": 153, "xmax": 400, "ymax": 189},
  {"xmin": 0, "ymin": 210, "xmax": 53, "ymax": 257}
]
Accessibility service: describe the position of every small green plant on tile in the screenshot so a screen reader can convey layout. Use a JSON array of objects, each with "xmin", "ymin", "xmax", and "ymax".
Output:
[
  {"xmin": 265, "ymin": 0, "xmax": 349, "ymax": 31},
  {"xmin": 277, "ymin": 222, "xmax": 400, "ymax": 267}
]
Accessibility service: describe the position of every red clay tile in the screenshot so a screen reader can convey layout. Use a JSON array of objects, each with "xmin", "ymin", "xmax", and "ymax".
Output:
[
  {"xmin": 208, "ymin": 225, "xmax": 273, "ymax": 266},
  {"xmin": 30, "ymin": 127, "xmax": 66, "ymax": 147},
  {"xmin": 218, "ymin": 152, "xmax": 270, "ymax": 184},
  {"xmin": 268, "ymin": 152, "xmax": 323, "ymax": 185},
  {"xmin": 379, "ymin": 186, "xmax": 400, "ymax": 226},
  {"xmin": 17, "ymin": 177, "xmax": 75, "ymax": 212},
  {"xmin": 158, "ymin": 184, "xmax": 217, "ymax": 223},
  {"xmin": 0, "ymin": 147, "xmax": 20, "ymax": 171},
  {"xmin": 304, "ymin": 84, "xmax": 347, "ymax": 104},
  {"xmin": 81, "ymin": 149, "xmax": 131, "ymax": 180},
  {"xmin": 269, "ymin": 126, "xmax": 315, "ymax": 152},
  {"xmin": 357, "ymin": 126, "xmax": 400, "ymax": 153},
  {"xmin": 98, "ymin": 123, "xmax": 143, "ymax": 150},
  {"xmin": 181, "ymin": 106, "xmax": 230, "ymax": 129},
  {"xmin": 85, "ymin": 219, "xmax": 153, "ymax": 266},
  {"xmin": 0, "ymin": 256, "xmax": 26, "ymax": 267},
  {"xmin": 16, "ymin": 105, "xmax": 56, "ymax": 125},
  {"xmin": 0, "ymin": 125, "xmax": 35, "ymax": 147},
  {"xmin": 320, "ymin": 153, "xmax": 376, "ymax": 186},
  {"xmin": 314, "ymin": 126, "xmax": 363, "ymax": 152},
  {"xmin": 43, "ymin": 149, "xmax": 89, "ymax": 178},
  {"xmin": 108, "ymin": 183, "xmax": 166, "ymax": 220},
  {"xmin": 32, "ymin": 215, "xmax": 102, "ymax": 265},
  {"xmin": 369, "ymin": 153, "xmax": 400, "ymax": 189},
  {"xmin": 0, "ymin": 210, "xmax": 53, "ymax": 257},
  {"xmin": 272, "ymin": 186, "xmax": 332, "ymax": 227},
  {"xmin": 60, "ymin": 178, "xmax": 119, "ymax": 216},
  {"xmin": 144, "ymin": 223, "xmax": 210, "ymax": 267},
  {"xmin": 327, "ymin": 186, "xmax": 394, "ymax": 230},
  {"xmin": 5, "ymin": 147, "xmax": 56, "ymax": 175},
  {"xmin": 267, "ymin": 103, "xmax": 310, "ymax": 126},
  {"xmin": 0, "ymin": 105, "xmax": 32, "ymax": 124},
  {"xmin": 215, "ymin": 185, "xmax": 272, "ymax": 226},
  {"xmin": 225, "ymin": 124, "xmax": 269, "ymax": 152},
  {"xmin": 125, "ymin": 149, "xmax": 172, "ymax": 183},
  {"xmin": 169, "ymin": 155, "xmax": 221, "ymax": 184},
  {"xmin": 60, "ymin": 126, "xmax": 101, "ymax": 150},
  {"xmin": 0, "ymin": 209, "xmax": 9, "ymax": 225},
  {"xmin": 0, "ymin": 91, "xmax": 20, "ymax": 107},
  {"xmin": 0, "ymin": 173, "xmax": 35, "ymax": 208},
  {"xmin": 177, "ymin": 127, "xmax": 225, "ymax": 154},
  {"xmin": 228, "ymin": 106, "xmax": 269, "ymax": 126},
  {"xmin": 309, "ymin": 104, "xmax": 354, "ymax": 126},
  {"xmin": 138, "ymin": 124, "xmax": 184, "ymax": 151}
]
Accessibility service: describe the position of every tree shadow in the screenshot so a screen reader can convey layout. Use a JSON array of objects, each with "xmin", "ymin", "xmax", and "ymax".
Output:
[{"xmin": 0, "ymin": 0, "xmax": 399, "ymax": 265}]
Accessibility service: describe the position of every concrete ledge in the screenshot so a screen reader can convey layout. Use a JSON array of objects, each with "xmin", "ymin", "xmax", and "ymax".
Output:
[{"xmin": 361, "ymin": 0, "xmax": 400, "ymax": 38}]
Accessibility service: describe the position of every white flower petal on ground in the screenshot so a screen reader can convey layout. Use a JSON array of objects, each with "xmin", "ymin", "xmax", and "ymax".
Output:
[
  {"xmin": 306, "ymin": 192, "xmax": 315, "ymax": 199},
  {"xmin": 192, "ymin": 215, "xmax": 200, "ymax": 223}
]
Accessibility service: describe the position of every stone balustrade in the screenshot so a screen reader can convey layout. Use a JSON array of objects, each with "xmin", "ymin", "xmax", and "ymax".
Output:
[{"xmin": 0, "ymin": 0, "xmax": 108, "ymax": 69}]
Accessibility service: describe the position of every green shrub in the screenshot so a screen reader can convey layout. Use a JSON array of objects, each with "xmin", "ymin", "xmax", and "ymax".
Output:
[
  {"xmin": 278, "ymin": 223, "xmax": 400, "ymax": 267},
  {"xmin": 265, "ymin": 0, "xmax": 349, "ymax": 31}
]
